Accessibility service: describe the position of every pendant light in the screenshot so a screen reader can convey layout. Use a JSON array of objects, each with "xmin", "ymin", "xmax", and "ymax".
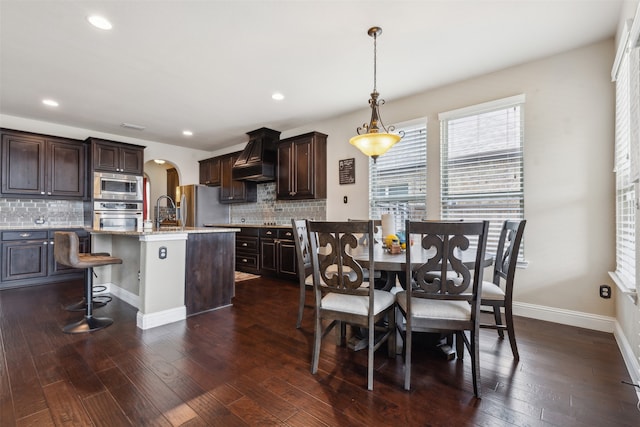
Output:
[{"xmin": 349, "ymin": 27, "xmax": 403, "ymax": 163}]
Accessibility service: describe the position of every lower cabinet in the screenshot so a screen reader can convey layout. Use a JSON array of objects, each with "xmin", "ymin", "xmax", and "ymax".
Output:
[
  {"xmin": 0, "ymin": 228, "xmax": 89, "ymax": 289},
  {"xmin": 260, "ymin": 227, "xmax": 297, "ymax": 281},
  {"xmin": 185, "ymin": 232, "xmax": 235, "ymax": 316},
  {"xmin": 235, "ymin": 227, "xmax": 260, "ymax": 274}
]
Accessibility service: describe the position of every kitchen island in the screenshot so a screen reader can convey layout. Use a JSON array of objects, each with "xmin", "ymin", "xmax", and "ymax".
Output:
[{"xmin": 91, "ymin": 226, "xmax": 239, "ymax": 329}]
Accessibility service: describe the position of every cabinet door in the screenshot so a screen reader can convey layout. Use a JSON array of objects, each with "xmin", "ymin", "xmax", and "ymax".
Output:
[
  {"xmin": 48, "ymin": 139, "xmax": 85, "ymax": 198},
  {"xmin": 199, "ymin": 157, "xmax": 221, "ymax": 186},
  {"xmin": 260, "ymin": 238, "xmax": 277, "ymax": 274},
  {"xmin": 1, "ymin": 132, "xmax": 45, "ymax": 196},
  {"xmin": 93, "ymin": 141, "xmax": 120, "ymax": 172},
  {"xmin": 119, "ymin": 146, "xmax": 144, "ymax": 174},
  {"xmin": 292, "ymin": 137, "xmax": 314, "ymax": 198},
  {"xmin": 1, "ymin": 240, "xmax": 48, "ymax": 281},
  {"xmin": 278, "ymin": 239, "xmax": 298, "ymax": 280},
  {"xmin": 276, "ymin": 142, "xmax": 293, "ymax": 198}
]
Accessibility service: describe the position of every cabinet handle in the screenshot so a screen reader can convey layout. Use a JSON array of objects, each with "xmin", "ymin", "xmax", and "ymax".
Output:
[
  {"xmin": 19, "ymin": 233, "xmax": 31, "ymax": 237},
  {"xmin": 47, "ymin": 192, "xmax": 51, "ymax": 195},
  {"xmin": 40, "ymin": 192, "xmax": 45, "ymax": 195},
  {"xmin": 43, "ymin": 241, "xmax": 48, "ymax": 245},
  {"xmin": 284, "ymin": 232, "xmax": 292, "ymax": 237},
  {"xmin": 242, "ymin": 242, "xmax": 248, "ymax": 247},
  {"xmin": 266, "ymin": 231, "xmax": 273, "ymax": 235},
  {"xmin": 242, "ymin": 258, "xmax": 248, "ymax": 263}
]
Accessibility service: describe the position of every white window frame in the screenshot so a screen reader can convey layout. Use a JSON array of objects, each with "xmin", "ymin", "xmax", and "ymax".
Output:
[
  {"xmin": 439, "ymin": 95, "xmax": 526, "ymax": 261},
  {"xmin": 369, "ymin": 118, "xmax": 427, "ymax": 231},
  {"xmin": 610, "ymin": 15, "xmax": 640, "ymax": 296}
]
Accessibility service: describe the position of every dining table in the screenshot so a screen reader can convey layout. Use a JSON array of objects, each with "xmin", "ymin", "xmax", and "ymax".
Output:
[
  {"xmin": 350, "ymin": 242, "xmax": 494, "ymax": 291},
  {"xmin": 349, "ymin": 241, "xmax": 494, "ymax": 358}
]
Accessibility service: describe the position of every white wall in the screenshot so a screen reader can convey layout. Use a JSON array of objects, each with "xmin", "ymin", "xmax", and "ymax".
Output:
[{"xmin": 286, "ymin": 39, "xmax": 617, "ymax": 321}]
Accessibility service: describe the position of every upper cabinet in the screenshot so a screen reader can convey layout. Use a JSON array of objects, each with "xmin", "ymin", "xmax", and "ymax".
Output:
[
  {"xmin": 219, "ymin": 151, "xmax": 257, "ymax": 204},
  {"xmin": 199, "ymin": 156, "xmax": 221, "ymax": 186},
  {"xmin": 277, "ymin": 131, "xmax": 327, "ymax": 200},
  {"xmin": 88, "ymin": 138, "xmax": 144, "ymax": 174},
  {"xmin": 1, "ymin": 129, "xmax": 86, "ymax": 199}
]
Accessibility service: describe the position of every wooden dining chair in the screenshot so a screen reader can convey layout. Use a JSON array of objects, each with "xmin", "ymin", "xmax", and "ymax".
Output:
[
  {"xmin": 396, "ymin": 220, "xmax": 489, "ymax": 397},
  {"xmin": 480, "ymin": 219, "xmax": 526, "ymax": 360},
  {"xmin": 292, "ymin": 218, "xmax": 314, "ymax": 328},
  {"xmin": 307, "ymin": 220, "xmax": 396, "ymax": 390}
]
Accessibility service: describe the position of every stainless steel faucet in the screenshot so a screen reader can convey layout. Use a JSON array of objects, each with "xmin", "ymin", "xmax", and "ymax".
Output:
[{"xmin": 155, "ymin": 195, "xmax": 176, "ymax": 229}]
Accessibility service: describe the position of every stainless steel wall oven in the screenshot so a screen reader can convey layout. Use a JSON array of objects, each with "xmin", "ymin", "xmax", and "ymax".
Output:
[{"xmin": 93, "ymin": 201, "xmax": 143, "ymax": 231}]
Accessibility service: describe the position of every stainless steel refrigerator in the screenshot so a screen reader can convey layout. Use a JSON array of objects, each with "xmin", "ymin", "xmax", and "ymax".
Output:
[{"xmin": 177, "ymin": 184, "xmax": 230, "ymax": 227}]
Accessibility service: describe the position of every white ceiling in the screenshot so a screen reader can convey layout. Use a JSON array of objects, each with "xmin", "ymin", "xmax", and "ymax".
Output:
[{"xmin": 0, "ymin": 0, "xmax": 624, "ymax": 152}]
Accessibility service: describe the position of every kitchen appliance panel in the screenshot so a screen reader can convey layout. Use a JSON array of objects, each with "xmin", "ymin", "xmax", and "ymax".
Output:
[
  {"xmin": 178, "ymin": 184, "xmax": 230, "ymax": 227},
  {"xmin": 93, "ymin": 172, "xmax": 143, "ymax": 201}
]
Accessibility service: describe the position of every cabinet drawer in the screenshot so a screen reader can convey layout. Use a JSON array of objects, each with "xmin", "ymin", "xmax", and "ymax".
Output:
[
  {"xmin": 2, "ymin": 230, "xmax": 48, "ymax": 241},
  {"xmin": 236, "ymin": 236, "xmax": 258, "ymax": 252},
  {"xmin": 278, "ymin": 228, "xmax": 294, "ymax": 240},
  {"xmin": 260, "ymin": 228, "xmax": 278, "ymax": 238},
  {"xmin": 236, "ymin": 254, "xmax": 259, "ymax": 269}
]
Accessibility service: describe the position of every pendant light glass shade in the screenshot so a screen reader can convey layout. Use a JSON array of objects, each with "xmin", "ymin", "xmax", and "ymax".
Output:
[{"xmin": 351, "ymin": 27, "xmax": 402, "ymax": 163}]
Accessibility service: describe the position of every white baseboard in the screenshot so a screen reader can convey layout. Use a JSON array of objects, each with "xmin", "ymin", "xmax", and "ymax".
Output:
[
  {"xmin": 136, "ymin": 306, "xmax": 186, "ymax": 330},
  {"xmin": 106, "ymin": 283, "xmax": 140, "ymax": 309},
  {"xmin": 613, "ymin": 321, "xmax": 640, "ymax": 399},
  {"xmin": 513, "ymin": 301, "xmax": 615, "ymax": 332}
]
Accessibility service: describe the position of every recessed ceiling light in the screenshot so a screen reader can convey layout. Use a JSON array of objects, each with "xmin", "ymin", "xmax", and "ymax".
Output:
[
  {"xmin": 42, "ymin": 99, "xmax": 59, "ymax": 107},
  {"xmin": 272, "ymin": 92, "xmax": 285, "ymax": 101},
  {"xmin": 87, "ymin": 15, "xmax": 112, "ymax": 30},
  {"xmin": 182, "ymin": 130, "xmax": 193, "ymax": 136}
]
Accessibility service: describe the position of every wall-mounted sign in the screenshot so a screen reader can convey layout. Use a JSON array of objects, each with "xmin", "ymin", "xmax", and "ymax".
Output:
[{"xmin": 339, "ymin": 158, "xmax": 355, "ymax": 185}]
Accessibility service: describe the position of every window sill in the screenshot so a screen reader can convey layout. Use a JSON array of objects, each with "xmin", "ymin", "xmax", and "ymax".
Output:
[{"xmin": 608, "ymin": 271, "xmax": 638, "ymax": 305}]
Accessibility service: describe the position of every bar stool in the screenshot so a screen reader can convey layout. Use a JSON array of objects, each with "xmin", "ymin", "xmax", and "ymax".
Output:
[{"xmin": 53, "ymin": 231, "xmax": 122, "ymax": 334}]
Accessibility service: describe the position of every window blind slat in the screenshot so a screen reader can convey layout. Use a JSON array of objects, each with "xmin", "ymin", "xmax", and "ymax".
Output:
[
  {"xmin": 369, "ymin": 122, "xmax": 427, "ymax": 230},
  {"xmin": 441, "ymin": 100, "xmax": 525, "ymax": 258}
]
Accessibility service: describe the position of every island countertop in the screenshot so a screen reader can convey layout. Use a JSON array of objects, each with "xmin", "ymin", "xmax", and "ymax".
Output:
[{"xmin": 90, "ymin": 226, "xmax": 240, "ymax": 237}]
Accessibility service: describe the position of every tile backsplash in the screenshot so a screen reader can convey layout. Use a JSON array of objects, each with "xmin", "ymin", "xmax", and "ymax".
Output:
[
  {"xmin": 0, "ymin": 199, "xmax": 86, "ymax": 228},
  {"xmin": 0, "ymin": 182, "xmax": 326, "ymax": 228},
  {"xmin": 230, "ymin": 182, "xmax": 326, "ymax": 225}
]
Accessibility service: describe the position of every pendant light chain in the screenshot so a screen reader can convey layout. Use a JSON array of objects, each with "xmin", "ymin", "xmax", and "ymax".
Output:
[{"xmin": 373, "ymin": 30, "xmax": 377, "ymax": 93}]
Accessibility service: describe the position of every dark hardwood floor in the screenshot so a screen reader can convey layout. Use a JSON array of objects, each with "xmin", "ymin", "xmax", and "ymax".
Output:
[{"xmin": 1, "ymin": 276, "xmax": 638, "ymax": 426}]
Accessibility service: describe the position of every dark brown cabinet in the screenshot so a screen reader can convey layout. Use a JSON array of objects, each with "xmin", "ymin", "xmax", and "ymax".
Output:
[
  {"xmin": 1, "ymin": 129, "xmax": 86, "ymax": 199},
  {"xmin": 199, "ymin": 157, "xmax": 221, "ymax": 186},
  {"xmin": 277, "ymin": 131, "xmax": 327, "ymax": 200},
  {"xmin": 185, "ymin": 231, "xmax": 235, "ymax": 315},
  {"xmin": 235, "ymin": 227, "xmax": 260, "ymax": 274},
  {"xmin": 260, "ymin": 227, "xmax": 297, "ymax": 281},
  {"xmin": 89, "ymin": 138, "xmax": 144, "ymax": 174},
  {"xmin": 220, "ymin": 152, "xmax": 257, "ymax": 203},
  {"xmin": 0, "ymin": 229, "xmax": 88, "ymax": 289}
]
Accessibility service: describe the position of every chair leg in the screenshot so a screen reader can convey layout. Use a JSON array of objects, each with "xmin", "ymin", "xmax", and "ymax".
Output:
[
  {"xmin": 455, "ymin": 331, "xmax": 465, "ymax": 359},
  {"xmin": 404, "ymin": 319, "xmax": 412, "ymax": 390},
  {"xmin": 296, "ymin": 282, "xmax": 306, "ymax": 328},
  {"xmin": 63, "ymin": 268, "xmax": 113, "ymax": 334},
  {"xmin": 367, "ymin": 317, "xmax": 375, "ymax": 391},
  {"xmin": 387, "ymin": 308, "xmax": 396, "ymax": 358},
  {"xmin": 505, "ymin": 305, "xmax": 519, "ymax": 360},
  {"xmin": 471, "ymin": 328, "xmax": 481, "ymax": 398},
  {"xmin": 311, "ymin": 310, "xmax": 322, "ymax": 374},
  {"xmin": 493, "ymin": 306, "xmax": 504, "ymax": 338}
]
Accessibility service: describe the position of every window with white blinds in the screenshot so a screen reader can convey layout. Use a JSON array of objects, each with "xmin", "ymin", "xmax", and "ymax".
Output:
[
  {"xmin": 369, "ymin": 121, "xmax": 427, "ymax": 230},
  {"xmin": 439, "ymin": 95, "xmax": 525, "ymax": 257},
  {"xmin": 613, "ymin": 43, "xmax": 638, "ymax": 292}
]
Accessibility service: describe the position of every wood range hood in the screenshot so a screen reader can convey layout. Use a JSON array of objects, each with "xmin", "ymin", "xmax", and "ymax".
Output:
[{"xmin": 231, "ymin": 127, "xmax": 281, "ymax": 182}]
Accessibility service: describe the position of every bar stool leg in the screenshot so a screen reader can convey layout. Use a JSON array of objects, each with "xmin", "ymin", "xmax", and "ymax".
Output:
[{"xmin": 63, "ymin": 268, "xmax": 113, "ymax": 334}]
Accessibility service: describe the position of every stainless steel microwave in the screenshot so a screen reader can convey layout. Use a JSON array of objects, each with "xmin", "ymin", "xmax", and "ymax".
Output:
[{"xmin": 93, "ymin": 172, "xmax": 143, "ymax": 201}]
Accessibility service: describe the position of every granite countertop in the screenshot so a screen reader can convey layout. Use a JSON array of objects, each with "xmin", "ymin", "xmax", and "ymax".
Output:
[
  {"xmin": 90, "ymin": 226, "xmax": 240, "ymax": 236},
  {"xmin": 204, "ymin": 223, "xmax": 292, "ymax": 229}
]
